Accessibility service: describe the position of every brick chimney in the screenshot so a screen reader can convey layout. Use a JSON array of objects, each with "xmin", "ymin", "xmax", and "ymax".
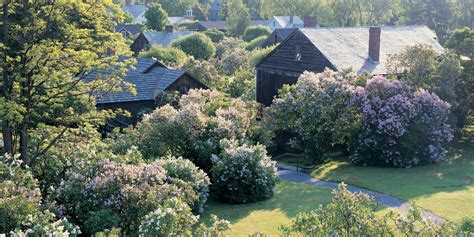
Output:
[
  {"xmin": 165, "ymin": 25, "xmax": 174, "ymax": 33},
  {"xmin": 369, "ymin": 26, "xmax": 381, "ymax": 63},
  {"xmin": 303, "ymin": 16, "xmax": 317, "ymax": 28},
  {"xmin": 125, "ymin": 0, "xmax": 132, "ymax": 5}
]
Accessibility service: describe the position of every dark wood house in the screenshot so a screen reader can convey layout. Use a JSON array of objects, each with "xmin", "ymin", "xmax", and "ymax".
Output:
[
  {"xmin": 130, "ymin": 29, "xmax": 192, "ymax": 55},
  {"xmin": 84, "ymin": 57, "xmax": 206, "ymax": 128},
  {"xmin": 256, "ymin": 26, "xmax": 444, "ymax": 105},
  {"xmin": 262, "ymin": 28, "xmax": 297, "ymax": 48},
  {"xmin": 114, "ymin": 24, "xmax": 141, "ymax": 38}
]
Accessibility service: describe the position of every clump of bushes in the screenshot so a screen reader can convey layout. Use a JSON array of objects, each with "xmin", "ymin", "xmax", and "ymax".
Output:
[
  {"xmin": 171, "ymin": 33, "xmax": 216, "ymax": 60},
  {"xmin": 204, "ymin": 28, "xmax": 225, "ymax": 43},
  {"xmin": 217, "ymin": 47, "xmax": 250, "ymax": 75},
  {"xmin": 139, "ymin": 45, "xmax": 188, "ymax": 67},
  {"xmin": 215, "ymin": 37, "xmax": 246, "ymax": 58},
  {"xmin": 245, "ymin": 35, "xmax": 267, "ymax": 51},
  {"xmin": 267, "ymin": 71, "xmax": 453, "ymax": 167},
  {"xmin": 351, "ymin": 76, "xmax": 453, "ymax": 167},
  {"xmin": 265, "ymin": 70, "xmax": 359, "ymax": 162},
  {"xmin": 281, "ymin": 183, "xmax": 457, "ymax": 236},
  {"xmin": 242, "ymin": 25, "xmax": 272, "ymax": 42},
  {"xmin": 57, "ymin": 157, "xmax": 210, "ymax": 235},
  {"xmin": 211, "ymin": 140, "xmax": 278, "ymax": 204}
]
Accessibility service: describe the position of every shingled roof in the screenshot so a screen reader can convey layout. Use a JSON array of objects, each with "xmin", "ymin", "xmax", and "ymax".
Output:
[
  {"xmin": 187, "ymin": 20, "xmax": 269, "ymax": 31},
  {"xmin": 262, "ymin": 28, "xmax": 297, "ymax": 47},
  {"xmin": 115, "ymin": 24, "xmax": 141, "ymax": 35},
  {"xmin": 84, "ymin": 57, "xmax": 199, "ymax": 104},
  {"xmin": 142, "ymin": 31, "xmax": 193, "ymax": 47},
  {"xmin": 299, "ymin": 26, "xmax": 444, "ymax": 75}
]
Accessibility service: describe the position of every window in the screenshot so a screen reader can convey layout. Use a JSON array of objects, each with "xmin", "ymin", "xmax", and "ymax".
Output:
[{"xmin": 295, "ymin": 45, "xmax": 302, "ymax": 61}]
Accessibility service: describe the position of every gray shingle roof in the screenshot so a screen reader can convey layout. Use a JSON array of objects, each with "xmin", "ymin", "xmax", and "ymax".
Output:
[
  {"xmin": 273, "ymin": 16, "xmax": 304, "ymax": 28},
  {"xmin": 121, "ymin": 4, "xmax": 147, "ymax": 19},
  {"xmin": 84, "ymin": 57, "xmax": 188, "ymax": 104},
  {"xmin": 299, "ymin": 26, "xmax": 444, "ymax": 75},
  {"xmin": 188, "ymin": 20, "xmax": 269, "ymax": 31},
  {"xmin": 115, "ymin": 24, "xmax": 141, "ymax": 35},
  {"xmin": 143, "ymin": 31, "xmax": 193, "ymax": 47}
]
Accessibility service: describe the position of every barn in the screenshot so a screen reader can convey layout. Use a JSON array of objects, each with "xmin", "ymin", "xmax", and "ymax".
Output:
[
  {"xmin": 255, "ymin": 26, "xmax": 444, "ymax": 106},
  {"xmin": 84, "ymin": 57, "xmax": 206, "ymax": 129}
]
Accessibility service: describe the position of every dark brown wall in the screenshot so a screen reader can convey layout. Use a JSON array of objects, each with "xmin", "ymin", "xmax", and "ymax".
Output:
[
  {"xmin": 166, "ymin": 74, "xmax": 207, "ymax": 93},
  {"xmin": 130, "ymin": 33, "xmax": 150, "ymax": 56},
  {"xmin": 256, "ymin": 30, "xmax": 336, "ymax": 105}
]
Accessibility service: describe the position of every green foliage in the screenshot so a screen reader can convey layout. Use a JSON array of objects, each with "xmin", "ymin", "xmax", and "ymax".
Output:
[
  {"xmin": 242, "ymin": 25, "xmax": 272, "ymax": 42},
  {"xmin": 144, "ymin": 3, "xmax": 169, "ymax": 31},
  {"xmin": 171, "ymin": 33, "xmax": 216, "ymax": 60},
  {"xmin": 211, "ymin": 139, "xmax": 278, "ymax": 204},
  {"xmin": 217, "ymin": 47, "xmax": 250, "ymax": 75},
  {"xmin": 446, "ymin": 27, "xmax": 474, "ymax": 57},
  {"xmin": 83, "ymin": 209, "xmax": 120, "ymax": 235},
  {"xmin": 328, "ymin": 0, "xmax": 397, "ymax": 27},
  {"xmin": 215, "ymin": 37, "xmax": 246, "ymax": 58},
  {"xmin": 245, "ymin": 35, "xmax": 267, "ymax": 51},
  {"xmin": 225, "ymin": 0, "xmax": 251, "ymax": 37},
  {"xmin": 228, "ymin": 67, "xmax": 256, "ymax": 100},
  {"xmin": 204, "ymin": 28, "xmax": 226, "ymax": 43},
  {"xmin": 195, "ymin": 214, "xmax": 232, "ymax": 237},
  {"xmin": 182, "ymin": 57, "xmax": 228, "ymax": 90},
  {"xmin": 139, "ymin": 198, "xmax": 198, "ymax": 236},
  {"xmin": 157, "ymin": 0, "xmax": 197, "ymax": 16},
  {"xmin": 139, "ymin": 45, "xmax": 188, "ymax": 67},
  {"xmin": 459, "ymin": 217, "xmax": 474, "ymax": 233},
  {"xmin": 265, "ymin": 70, "xmax": 359, "ymax": 162},
  {"xmin": 155, "ymin": 157, "xmax": 211, "ymax": 213},
  {"xmin": 281, "ymin": 183, "xmax": 458, "ymax": 236},
  {"xmin": 0, "ymin": 1, "xmax": 133, "ymax": 166},
  {"xmin": 248, "ymin": 45, "xmax": 276, "ymax": 68},
  {"xmin": 0, "ymin": 155, "xmax": 41, "ymax": 233},
  {"xmin": 112, "ymin": 89, "xmax": 257, "ymax": 173}
]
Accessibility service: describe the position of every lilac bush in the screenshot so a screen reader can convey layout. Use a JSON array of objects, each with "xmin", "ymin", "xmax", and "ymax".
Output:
[
  {"xmin": 57, "ymin": 157, "xmax": 209, "ymax": 235},
  {"xmin": 211, "ymin": 139, "xmax": 278, "ymax": 204},
  {"xmin": 351, "ymin": 76, "xmax": 453, "ymax": 167}
]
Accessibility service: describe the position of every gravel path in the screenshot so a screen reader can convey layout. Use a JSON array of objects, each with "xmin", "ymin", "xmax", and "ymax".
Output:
[{"xmin": 277, "ymin": 163, "xmax": 445, "ymax": 224}]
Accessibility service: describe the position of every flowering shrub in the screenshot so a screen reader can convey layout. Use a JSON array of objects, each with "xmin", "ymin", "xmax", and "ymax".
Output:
[
  {"xmin": 181, "ymin": 57, "xmax": 229, "ymax": 91},
  {"xmin": 115, "ymin": 89, "xmax": 257, "ymax": 173},
  {"xmin": 57, "ymin": 158, "xmax": 206, "ymax": 235},
  {"xmin": 211, "ymin": 140, "xmax": 278, "ymax": 203},
  {"xmin": 195, "ymin": 214, "xmax": 232, "ymax": 237},
  {"xmin": 265, "ymin": 70, "xmax": 359, "ymax": 162},
  {"xmin": 11, "ymin": 210, "xmax": 81, "ymax": 237},
  {"xmin": 280, "ymin": 183, "xmax": 457, "ymax": 236},
  {"xmin": 215, "ymin": 37, "xmax": 246, "ymax": 59},
  {"xmin": 351, "ymin": 76, "xmax": 453, "ymax": 167},
  {"xmin": 0, "ymin": 155, "xmax": 42, "ymax": 233},
  {"xmin": 155, "ymin": 157, "xmax": 210, "ymax": 213},
  {"xmin": 217, "ymin": 47, "xmax": 250, "ymax": 75},
  {"xmin": 139, "ymin": 198, "xmax": 198, "ymax": 236}
]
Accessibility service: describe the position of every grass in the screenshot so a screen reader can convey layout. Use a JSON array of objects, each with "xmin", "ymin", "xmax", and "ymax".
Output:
[
  {"xmin": 310, "ymin": 127, "xmax": 474, "ymax": 222},
  {"xmin": 200, "ymin": 181, "xmax": 333, "ymax": 236}
]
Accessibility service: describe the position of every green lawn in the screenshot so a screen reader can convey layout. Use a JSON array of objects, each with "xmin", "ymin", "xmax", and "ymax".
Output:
[
  {"xmin": 310, "ymin": 137, "xmax": 474, "ymax": 222},
  {"xmin": 200, "ymin": 181, "xmax": 333, "ymax": 236}
]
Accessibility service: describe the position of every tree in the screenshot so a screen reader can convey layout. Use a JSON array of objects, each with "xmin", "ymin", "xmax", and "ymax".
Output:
[
  {"xmin": 157, "ymin": 0, "xmax": 197, "ymax": 17},
  {"xmin": 171, "ymin": 33, "xmax": 216, "ymax": 60},
  {"xmin": 139, "ymin": 45, "xmax": 188, "ymax": 67},
  {"xmin": 242, "ymin": 25, "xmax": 271, "ymax": 42},
  {"xmin": 0, "ymin": 1, "xmax": 132, "ymax": 165},
  {"xmin": 226, "ymin": 0, "xmax": 250, "ymax": 37},
  {"xmin": 144, "ymin": 3, "xmax": 169, "ymax": 31}
]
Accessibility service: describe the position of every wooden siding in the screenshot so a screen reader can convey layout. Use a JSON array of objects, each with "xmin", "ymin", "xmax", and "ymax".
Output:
[
  {"xmin": 130, "ymin": 33, "xmax": 150, "ymax": 56},
  {"xmin": 256, "ymin": 30, "xmax": 336, "ymax": 105},
  {"xmin": 166, "ymin": 74, "xmax": 207, "ymax": 93}
]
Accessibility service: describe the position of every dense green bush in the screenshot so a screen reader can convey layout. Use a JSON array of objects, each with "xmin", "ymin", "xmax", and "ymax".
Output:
[
  {"xmin": 248, "ymin": 45, "xmax": 275, "ymax": 68},
  {"xmin": 265, "ymin": 70, "xmax": 359, "ymax": 162},
  {"xmin": 181, "ymin": 57, "xmax": 229, "ymax": 90},
  {"xmin": 144, "ymin": 3, "xmax": 168, "ymax": 31},
  {"xmin": 139, "ymin": 198, "xmax": 198, "ymax": 236},
  {"xmin": 0, "ymin": 155, "xmax": 42, "ymax": 233},
  {"xmin": 171, "ymin": 33, "xmax": 216, "ymax": 60},
  {"xmin": 155, "ymin": 157, "xmax": 210, "ymax": 213},
  {"xmin": 245, "ymin": 35, "xmax": 267, "ymax": 51},
  {"xmin": 281, "ymin": 183, "xmax": 457, "ymax": 236},
  {"xmin": 228, "ymin": 67, "xmax": 255, "ymax": 99},
  {"xmin": 139, "ymin": 45, "xmax": 188, "ymax": 67},
  {"xmin": 459, "ymin": 217, "xmax": 474, "ymax": 233},
  {"xmin": 57, "ymin": 157, "xmax": 207, "ymax": 235},
  {"xmin": 211, "ymin": 140, "xmax": 278, "ymax": 204},
  {"xmin": 242, "ymin": 25, "xmax": 272, "ymax": 42},
  {"xmin": 204, "ymin": 28, "xmax": 226, "ymax": 43}
]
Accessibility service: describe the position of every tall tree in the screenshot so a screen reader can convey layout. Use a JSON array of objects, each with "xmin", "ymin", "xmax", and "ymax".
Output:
[
  {"xmin": 226, "ymin": 0, "xmax": 250, "ymax": 37},
  {"xmin": 0, "ymin": 1, "xmax": 133, "ymax": 165},
  {"xmin": 144, "ymin": 3, "xmax": 169, "ymax": 31}
]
